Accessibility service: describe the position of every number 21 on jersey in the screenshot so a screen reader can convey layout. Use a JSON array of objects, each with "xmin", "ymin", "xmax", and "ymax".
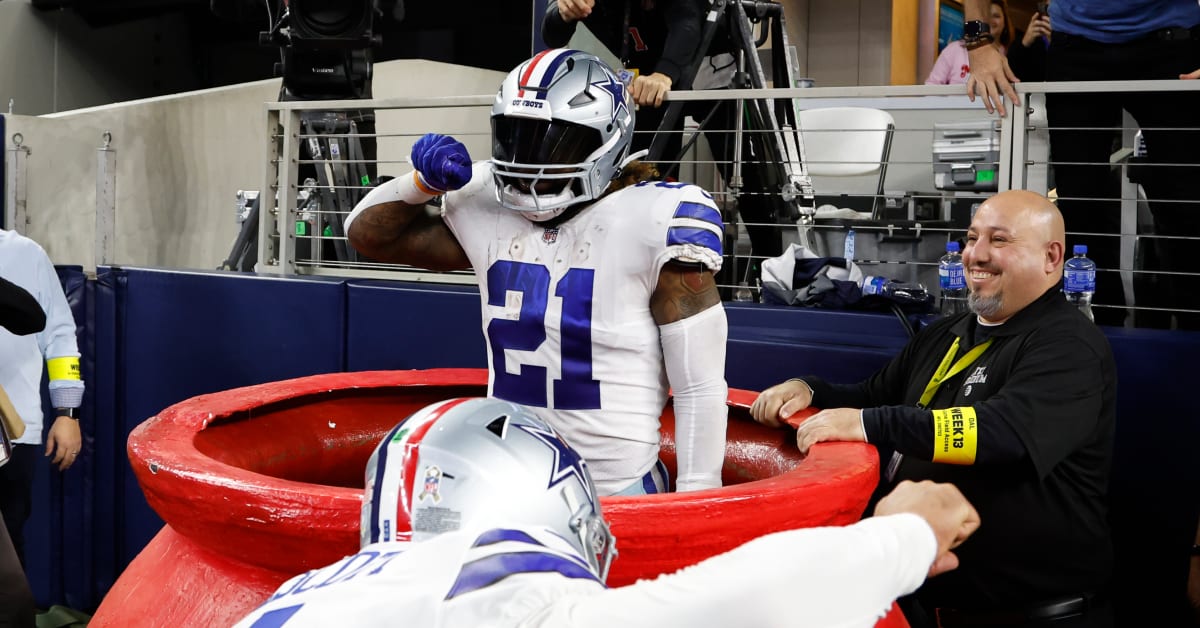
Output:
[{"xmin": 486, "ymin": 260, "xmax": 601, "ymax": 410}]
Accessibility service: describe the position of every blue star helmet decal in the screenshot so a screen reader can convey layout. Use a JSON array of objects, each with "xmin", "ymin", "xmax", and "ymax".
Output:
[
  {"xmin": 591, "ymin": 70, "xmax": 629, "ymax": 124},
  {"xmin": 513, "ymin": 421, "xmax": 596, "ymax": 494}
]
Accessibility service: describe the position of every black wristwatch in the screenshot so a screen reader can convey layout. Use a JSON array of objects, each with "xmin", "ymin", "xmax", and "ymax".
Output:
[
  {"xmin": 964, "ymin": 20, "xmax": 991, "ymax": 39},
  {"xmin": 962, "ymin": 19, "xmax": 995, "ymax": 50},
  {"xmin": 56, "ymin": 407, "xmax": 78, "ymax": 420}
]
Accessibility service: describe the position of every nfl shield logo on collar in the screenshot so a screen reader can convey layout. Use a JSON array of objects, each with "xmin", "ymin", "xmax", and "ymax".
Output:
[{"xmin": 542, "ymin": 228, "xmax": 559, "ymax": 244}]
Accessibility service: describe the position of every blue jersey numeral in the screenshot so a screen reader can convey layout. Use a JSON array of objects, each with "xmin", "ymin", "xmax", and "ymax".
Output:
[
  {"xmin": 487, "ymin": 261, "xmax": 601, "ymax": 410},
  {"xmin": 249, "ymin": 604, "xmax": 304, "ymax": 628},
  {"xmin": 553, "ymin": 268, "xmax": 600, "ymax": 409}
]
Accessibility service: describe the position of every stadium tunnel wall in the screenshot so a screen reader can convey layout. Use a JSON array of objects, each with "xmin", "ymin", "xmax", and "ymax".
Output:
[{"xmin": 28, "ymin": 265, "xmax": 1199, "ymax": 625}]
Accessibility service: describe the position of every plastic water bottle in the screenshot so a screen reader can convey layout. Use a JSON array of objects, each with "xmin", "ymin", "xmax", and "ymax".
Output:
[
  {"xmin": 938, "ymin": 241, "xmax": 967, "ymax": 316},
  {"xmin": 862, "ymin": 275, "xmax": 931, "ymax": 307},
  {"xmin": 1063, "ymin": 244, "xmax": 1095, "ymax": 321}
]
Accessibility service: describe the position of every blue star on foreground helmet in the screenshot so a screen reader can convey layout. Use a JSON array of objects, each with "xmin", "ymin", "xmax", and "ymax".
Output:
[
  {"xmin": 591, "ymin": 72, "xmax": 629, "ymax": 124},
  {"xmin": 513, "ymin": 421, "xmax": 593, "ymax": 492}
]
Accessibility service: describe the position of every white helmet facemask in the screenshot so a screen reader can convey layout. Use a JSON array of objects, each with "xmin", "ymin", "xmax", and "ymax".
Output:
[{"xmin": 494, "ymin": 166, "xmax": 582, "ymax": 223}]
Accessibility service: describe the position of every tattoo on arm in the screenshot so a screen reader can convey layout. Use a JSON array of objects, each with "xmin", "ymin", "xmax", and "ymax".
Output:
[
  {"xmin": 347, "ymin": 201, "xmax": 469, "ymax": 271},
  {"xmin": 651, "ymin": 261, "xmax": 721, "ymax": 325}
]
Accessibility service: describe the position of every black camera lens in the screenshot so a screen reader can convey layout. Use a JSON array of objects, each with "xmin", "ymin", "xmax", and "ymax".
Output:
[{"xmin": 293, "ymin": 0, "xmax": 369, "ymax": 37}]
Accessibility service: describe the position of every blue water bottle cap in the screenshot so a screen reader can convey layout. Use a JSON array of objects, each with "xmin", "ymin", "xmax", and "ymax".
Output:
[
  {"xmin": 1073, "ymin": 244, "xmax": 1088, "ymax": 255},
  {"xmin": 946, "ymin": 241, "xmax": 960, "ymax": 253}
]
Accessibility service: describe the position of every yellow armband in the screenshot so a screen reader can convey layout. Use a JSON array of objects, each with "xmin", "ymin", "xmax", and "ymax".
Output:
[
  {"xmin": 47, "ymin": 357, "xmax": 81, "ymax": 381},
  {"xmin": 931, "ymin": 406, "xmax": 977, "ymax": 465}
]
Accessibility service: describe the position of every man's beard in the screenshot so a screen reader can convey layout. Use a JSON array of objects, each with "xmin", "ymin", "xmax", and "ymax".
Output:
[{"xmin": 968, "ymin": 290, "xmax": 1003, "ymax": 319}]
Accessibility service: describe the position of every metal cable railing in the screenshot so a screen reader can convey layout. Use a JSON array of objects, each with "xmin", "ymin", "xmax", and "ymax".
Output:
[{"xmin": 259, "ymin": 80, "xmax": 1200, "ymax": 329}]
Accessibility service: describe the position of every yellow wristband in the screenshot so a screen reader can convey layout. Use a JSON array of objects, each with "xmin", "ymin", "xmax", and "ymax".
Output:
[
  {"xmin": 47, "ymin": 357, "xmax": 82, "ymax": 381},
  {"xmin": 931, "ymin": 406, "xmax": 977, "ymax": 465}
]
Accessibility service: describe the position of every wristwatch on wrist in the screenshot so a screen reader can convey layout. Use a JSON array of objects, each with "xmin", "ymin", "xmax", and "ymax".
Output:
[
  {"xmin": 962, "ymin": 19, "xmax": 995, "ymax": 50},
  {"xmin": 56, "ymin": 407, "xmax": 78, "ymax": 420},
  {"xmin": 963, "ymin": 20, "xmax": 990, "ymax": 39}
]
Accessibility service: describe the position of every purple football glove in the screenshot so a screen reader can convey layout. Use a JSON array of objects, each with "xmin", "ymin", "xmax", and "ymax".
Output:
[{"xmin": 411, "ymin": 133, "xmax": 472, "ymax": 192}]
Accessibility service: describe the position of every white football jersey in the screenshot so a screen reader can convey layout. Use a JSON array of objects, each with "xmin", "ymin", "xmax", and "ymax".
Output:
[
  {"xmin": 231, "ymin": 526, "xmax": 605, "ymax": 628},
  {"xmin": 233, "ymin": 516, "xmax": 937, "ymax": 628},
  {"xmin": 442, "ymin": 163, "xmax": 724, "ymax": 494}
]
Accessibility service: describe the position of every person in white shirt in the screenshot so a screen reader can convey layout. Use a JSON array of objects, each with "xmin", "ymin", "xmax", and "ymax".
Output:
[
  {"xmin": 234, "ymin": 397, "xmax": 981, "ymax": 628},
  {"xmin": 0, "ymin": 228, "xmax": 85, "ymax": 564},
  {"xmin": 0, "ymin": 276, "xmax": 44, "ymax": 627},
  {"xmin": 345, "ymin": 49, "xmax": 728, "ymax": 497}
]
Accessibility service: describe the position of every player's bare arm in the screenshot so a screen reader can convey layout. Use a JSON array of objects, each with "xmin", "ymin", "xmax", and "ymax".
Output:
[
  {"xmin": 346, "ymin": 133, "xmax": 474, "ymax": 272},
  {"xmin": 347, "ymin": 201, "xmax": 469, "ymax": 271},
  {"xmin": 650, "ymin": 261, "xmax": 721, "ymax": 325}
]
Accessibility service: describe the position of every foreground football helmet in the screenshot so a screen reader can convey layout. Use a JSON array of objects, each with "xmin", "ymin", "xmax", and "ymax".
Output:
[
  {"xmin": 361, "ymin": 397, "xmax": 617, "ymax": 580},
  {"xmin": 490, "ymin": 49, "xmax": 635, "ymax": 222}
]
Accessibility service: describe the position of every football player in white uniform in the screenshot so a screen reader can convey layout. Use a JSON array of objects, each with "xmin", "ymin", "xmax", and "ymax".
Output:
[
  {"xmin": 233, "ymin": 397, "xmax": 982, "ymax": 628},
  {"xmin": 346, "ymin": 49, "xmax": 728, "ymax": 495}
]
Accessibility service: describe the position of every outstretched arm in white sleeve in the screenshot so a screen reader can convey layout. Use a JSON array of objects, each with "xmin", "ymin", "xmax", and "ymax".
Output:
[{"xmin": 525, "ymin": 481, "xmax": 981, "ymax": 628}]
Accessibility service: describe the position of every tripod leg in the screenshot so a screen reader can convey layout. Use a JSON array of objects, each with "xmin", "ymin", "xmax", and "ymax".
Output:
[
  {"xmin": 646, "ymin": 0, "xmax": 732, "ymax": 166},
  {"xmin": 339, "ymin": 119, "xmax": 370, "ymax": 263},
  {"xmin": 725, "ymin": 1, "xmax": 796, "ymax": 262},
  {"xmin": 327, "ymin": 135, "xmax": 354, "ymax": 263}
]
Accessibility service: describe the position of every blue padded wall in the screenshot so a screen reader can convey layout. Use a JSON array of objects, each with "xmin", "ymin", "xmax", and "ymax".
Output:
[
  {"xmin": 108, "ymin": 267, "xmax": 349, "ymax": 583},
  {"xmin": 724, "ymin": 303, "xmax": 914, "ymax": 392},
  {"xmin": 1105, "ymin": 327, "xmax": 1200, "ymax": 625},
  {"xmin": 25, "ymin": 267, "xmax": 92, "ymax": 610},
  {"xmin": 346, "ymin": 280, "xmax": 487, "ymax": 371}
]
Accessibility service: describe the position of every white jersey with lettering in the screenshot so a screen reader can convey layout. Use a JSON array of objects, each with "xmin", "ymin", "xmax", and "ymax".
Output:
[
  {"xmin": 231, "ymin": 525, "xmax": 604, "ymax": 628},
  {"xmin": 233, "ymin": 514, "xmax": 938, "ymax": 628},
  {"xmin": 441, "ymin": 163, "xmax": 725, "ymax": 495}
]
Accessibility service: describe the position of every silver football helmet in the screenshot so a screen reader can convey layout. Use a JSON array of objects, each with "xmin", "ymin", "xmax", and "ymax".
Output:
[
  {"xmin": 490, "ymin": 49, "xmax": 635, "ymax": 222},
  {"xmin": 361, "ymin": 397, "xmax": 617, "ymax": 580}
]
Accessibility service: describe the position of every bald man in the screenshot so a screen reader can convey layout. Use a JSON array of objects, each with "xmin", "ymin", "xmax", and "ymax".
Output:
[{"xmin": 751, "ymin": 190, "xmax": 1116, "ymax": 627}]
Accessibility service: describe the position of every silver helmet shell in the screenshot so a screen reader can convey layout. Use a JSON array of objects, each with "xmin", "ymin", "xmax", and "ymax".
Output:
[
  {"xmin": 490, "ymin": 49, "xmax": 635, "ymax": 222},
  {"xmin": 361, "ymin": 397, "xmax": 617, "ymax": 580}
]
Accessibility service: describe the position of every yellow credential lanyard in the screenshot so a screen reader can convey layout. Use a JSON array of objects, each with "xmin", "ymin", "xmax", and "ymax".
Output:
[{"xmin": 916, "ymin": 337, "xmax": 993, "ymax": 409}]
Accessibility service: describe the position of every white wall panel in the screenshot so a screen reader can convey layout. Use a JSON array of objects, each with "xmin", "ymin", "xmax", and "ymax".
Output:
[{"xmin": 6, "ymin": 60, "xmax": 504, "ymax": 271}]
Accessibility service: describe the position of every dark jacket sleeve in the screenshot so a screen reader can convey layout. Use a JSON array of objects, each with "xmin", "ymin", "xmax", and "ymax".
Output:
[
  {"xmin": 804, "ymin": 320, "xmax": 943, "ymax": 410},
  {"xmin": 807, "ymin": 318, "xmax": 1029, "ymax": 467},
  {"xmin": 861, "ymin": 404, "xmax": 1027, "ymax": 465},
  {"xmin": 0, "ymin": 275, "xmax": 46, "ymax": 336},
  {"xmin": 855, "ymin": 324, "xmax": 1104, "ymax": 473},
  {"xmin": 652, "ymin": 0, "xmax": 706, "ymax": 84},
  {"xmin": 961, "ymin": 329, "xmax": 1110, "ymax": 478},
  {"xmin": 541, "ymin": 0, "xmax": 580, "ymax": 48},
  {"xmin": 1007, "ymin": 34, "xmax": 1048, "ymax": 82}
]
